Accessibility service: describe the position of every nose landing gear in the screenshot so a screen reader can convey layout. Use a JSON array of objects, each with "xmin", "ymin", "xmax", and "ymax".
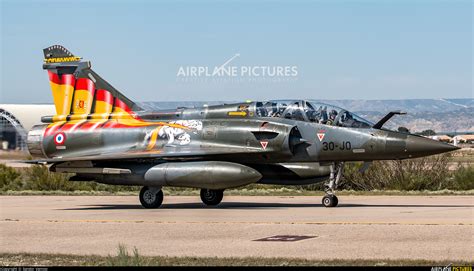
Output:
[
  {"xmin": 322, "ymin": 194, "xmax": 339, "ymax": 207},
  {"xmin": 322, "ymin": 162, "xmax": 344, "ymax": 207}
]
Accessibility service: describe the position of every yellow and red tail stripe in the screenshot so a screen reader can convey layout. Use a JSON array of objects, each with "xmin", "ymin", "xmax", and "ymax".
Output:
[
  {"xmin": 44, "ymin": 119, "xmax": 190, "ymax": 137},
  {"xmin": 92, "ymin": 89, "xmax": 114, "ymax": 119},
  {"xmin": 71, "ymin": 78, "xmax": 95, "ymax": 118},
  {"xmin": 48, "ymin": 71, "xmax": 75, "ymax": 118},
  {"xmin": 45, "ymin": 71, "xmax": 192, "ymax": 138},
  {"xmin": 44, "ymin": 121, "xmax": 67, "ymax": 137}
]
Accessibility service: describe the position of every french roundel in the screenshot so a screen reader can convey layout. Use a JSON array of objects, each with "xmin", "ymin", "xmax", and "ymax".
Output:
[{"xmin": 54, "ymin": 132, "xmax": 66, "ymax": 145}]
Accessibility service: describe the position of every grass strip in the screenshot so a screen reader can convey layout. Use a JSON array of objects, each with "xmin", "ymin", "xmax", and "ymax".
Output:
[{"xmin": 1, "ymin": 251, "xmax": 471, "ymax": 267}]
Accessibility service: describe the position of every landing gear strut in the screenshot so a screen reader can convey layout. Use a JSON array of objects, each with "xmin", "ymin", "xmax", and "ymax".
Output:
[
  {"xmin": 139, "ymin": 186, "xmax": 163, "ymax": 208},
  {"xmin": 322, "ymin": 162, "xmax": 344, "ymax": 207},
  {"xmin": 200, "ymin": 189, "xmax": 224, "ymax": 206}
]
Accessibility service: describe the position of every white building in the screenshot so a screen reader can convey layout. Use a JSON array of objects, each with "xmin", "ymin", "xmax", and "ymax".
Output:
[{"xmin": 0, "ymin": 104, "xmax": 55, "ymax": 150}]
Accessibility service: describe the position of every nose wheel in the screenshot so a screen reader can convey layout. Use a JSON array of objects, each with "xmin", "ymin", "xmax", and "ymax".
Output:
[
  {"xmin": 322, "ymin": 162, "xmax": 344, "ymax": 208},
  {"xmin": 139, "ymin": 186, "xmax": 163, "ymax": 208},
  {"xmin": 200, "ymin": 189, "xmax": 224, "ymax": 206},
  {"xmin": 322, "ymin": 194, "xmax": 338, "ymax": 207}
]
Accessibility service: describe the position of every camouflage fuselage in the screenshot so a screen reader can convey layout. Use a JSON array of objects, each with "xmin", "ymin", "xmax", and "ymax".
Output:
[{"xmin": 29, "ymin": 103, "xmax": 420, "ymax": 163}]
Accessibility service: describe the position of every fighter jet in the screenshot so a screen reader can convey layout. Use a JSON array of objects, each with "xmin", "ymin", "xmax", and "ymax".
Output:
[{"xmin": 26, "ymin": 45, "xmax": 459, "ymax": 208}]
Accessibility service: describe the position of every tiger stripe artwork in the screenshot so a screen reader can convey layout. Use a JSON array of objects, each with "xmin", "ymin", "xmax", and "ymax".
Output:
[
  {"xmin": 44, "ymin": 70, "xmax": 190, "ymax": 139},
  {"xmin": 42, "ymin": 45, "xmax": 194, "ymax": 153}
]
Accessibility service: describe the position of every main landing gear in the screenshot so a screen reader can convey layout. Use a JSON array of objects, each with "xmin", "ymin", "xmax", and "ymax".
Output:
[
  {"xmin": 139, "ymin": 186, "xmax": 163, "ymax": 208},
  {"xmin": 200, "ymin": 189, "xmax": 224, "ymax": 206},
  {"xmin": 322, "ymin": 162, "xmax": 344, "ymax": 208},
  {"xmin": 139, "ymin": 187, "xmax": 225, "ymax": 208}
]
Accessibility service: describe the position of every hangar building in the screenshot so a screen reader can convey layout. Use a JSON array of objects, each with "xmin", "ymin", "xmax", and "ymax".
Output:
[{"xmin": 0, "ymin": 104, "xmax": 55, "ymax": 150}]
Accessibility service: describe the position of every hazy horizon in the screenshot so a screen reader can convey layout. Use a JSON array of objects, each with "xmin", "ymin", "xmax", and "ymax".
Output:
[{"xmin": 2, "ymin": 97, "xmax": 473, "ymax": 105}]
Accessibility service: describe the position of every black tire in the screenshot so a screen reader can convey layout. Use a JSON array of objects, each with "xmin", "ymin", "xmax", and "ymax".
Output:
[
  {"xmin": 322, "ymin": 194, "xmax": 338, "ymax": 207},
  {"xmin": 200, "ymin": 189, "xmax": 224, "ymax": 206},
  {"xmin": 139, "ymin": 186, "xmax": 163, "ymax": 208}
]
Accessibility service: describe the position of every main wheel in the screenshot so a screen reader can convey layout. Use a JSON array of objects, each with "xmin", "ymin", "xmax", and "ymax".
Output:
[
  {"xmin": 200, "ymin": 189, "xmax": 224, "ymax": 206},
  {"xmin": 139, "ymin": 186, "xmax": 163, "ymax": 208},
  {"xmin": 322, "ymin": 194, "xmax": 338, "ymax": 207}
]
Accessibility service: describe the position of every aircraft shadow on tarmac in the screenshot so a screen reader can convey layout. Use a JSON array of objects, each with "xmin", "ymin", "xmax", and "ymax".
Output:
[{"xmin": 59, "ymin": 202, "xmax": 473, "ymax": 210}]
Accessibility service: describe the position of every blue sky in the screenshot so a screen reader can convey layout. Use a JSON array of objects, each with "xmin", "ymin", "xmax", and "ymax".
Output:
[{"xmin": 1, "ymin": 0, "xmax": 472, "ymax": 103}]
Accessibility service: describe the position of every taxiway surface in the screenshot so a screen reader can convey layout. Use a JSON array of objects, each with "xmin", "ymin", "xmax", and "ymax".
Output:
[{"xmin": 1, "ymin": 195, "xmax": 472, "ymax": 261}]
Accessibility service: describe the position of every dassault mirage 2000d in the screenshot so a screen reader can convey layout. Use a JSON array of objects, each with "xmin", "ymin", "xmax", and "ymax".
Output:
[{"xmin": 26, "ymin": 45, "xmax": 459, "ymax": 208}]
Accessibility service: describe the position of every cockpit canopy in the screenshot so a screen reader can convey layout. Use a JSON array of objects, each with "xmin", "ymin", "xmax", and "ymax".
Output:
[{"xmin": 255, "ymin": 100, "xmax": 373, "ymax": 128}]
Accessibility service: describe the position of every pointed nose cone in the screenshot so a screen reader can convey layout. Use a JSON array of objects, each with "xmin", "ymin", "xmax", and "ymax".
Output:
[{"xmin": 406, "ymin": 135, "xmax": 460, "ymax": 157}]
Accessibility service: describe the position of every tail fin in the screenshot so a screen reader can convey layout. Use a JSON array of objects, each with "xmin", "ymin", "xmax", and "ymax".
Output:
[{"xmin": 43, "ymin": 45, "xmax": 142, "ymax": 121}]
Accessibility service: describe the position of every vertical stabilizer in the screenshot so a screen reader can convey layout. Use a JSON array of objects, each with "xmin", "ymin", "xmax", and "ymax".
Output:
[{"xmin": 42, "ymin": 45, "xmax": 142, "ymax": 121}]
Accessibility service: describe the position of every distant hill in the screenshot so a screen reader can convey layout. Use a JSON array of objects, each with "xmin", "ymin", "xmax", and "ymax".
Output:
[
  {"xmin": 357, "ymin": 108, "xmax": 474, "ymax": 133},
  {"xmin": 317, "ymin": 98, "xmax": 473, "ymax": 113},
  {"xmin": 138, "ymin": 98, "xmax": 473, "ymax": 133}
]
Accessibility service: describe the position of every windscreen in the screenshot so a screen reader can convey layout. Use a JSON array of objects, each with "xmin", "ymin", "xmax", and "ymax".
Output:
[{"xmin": 257, "ymin": 100, "xmax": 373, "ymax": 128}]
